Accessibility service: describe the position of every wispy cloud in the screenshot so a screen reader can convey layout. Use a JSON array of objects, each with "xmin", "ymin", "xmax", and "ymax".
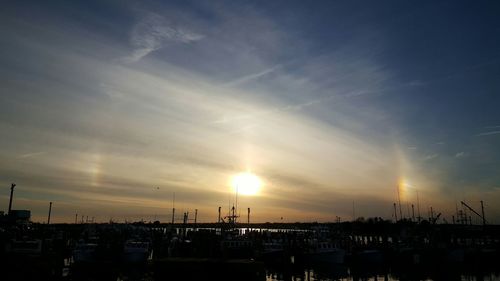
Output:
[
  {"xmin": 223, "ymin": 65, "xmax": 280, "ymax": 87},
  {"xmin": 424, "ymin": 154, "xmax": 438, "ymax": 161},
  {"xmin": 3, "ymin": 1, "xmax": 499, "ymax": 222},
  {"xmin": 18, "ymin": 151, "xmax": 46, "ymax": 158},
  {"xmin": 124, "ymin": 13, "xmax": 204, "ymax": 63},
  {"xmin": 211, "ymin": 93, "xmax": 337, "ymax": 125},
  {"xmin": 476, "ymin": 131, "xmax": 500, "ymax": 137}
]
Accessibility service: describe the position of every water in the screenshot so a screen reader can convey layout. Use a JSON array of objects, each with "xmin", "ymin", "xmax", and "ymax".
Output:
[
  {"xmin": 265, "ymin": 266, "xmax": 500, "ymax": 281},
  {"xmin": 266, "ymin": 275, "xmax": 500, "ymax": 281},
  {"xmin": 4, "ymin": 256, "xmax": 500, "ymax": 281},
  {"xmin": 74, "ymin": 266, "xmax": 500, "ymax": 281}
]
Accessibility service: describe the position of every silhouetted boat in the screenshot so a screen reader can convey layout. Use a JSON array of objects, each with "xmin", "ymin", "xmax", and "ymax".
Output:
[
  {"xmin": 123, "ymin": 240, "xmax": 151, "ymax": 263},
  {"xmin": 304, "ymin": 239, "xmax": 345, "ymax": 264},
  {"xmin": 72, "ymin": 239, "xmax": 98, "ymax": 263},
  {"xmin": 220, "ymin": 238, "xmax": 254, "ymax": 258},
  {"xmin": 5, "ymin": 239, "xmax": 42, "ymax": 256},
  {"xmin": 260, "ymin": 240, "xmax": 288, "ymax": 263},
  {"xmin": 354, "ymin": 249, "xmax": 385, "ymax": 264}
]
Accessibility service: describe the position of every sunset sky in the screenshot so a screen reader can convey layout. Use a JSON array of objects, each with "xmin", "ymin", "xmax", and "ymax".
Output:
[{"xmin": 1, "ymin": 1, "xmax": 499, "ymax": 223}]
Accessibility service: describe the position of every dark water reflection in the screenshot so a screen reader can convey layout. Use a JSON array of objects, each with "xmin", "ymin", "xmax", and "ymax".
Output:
[
  {"xmin": 4, "ymin": 261, "xmax": 500, "ymax": 281},
  {"xmin": 265, "ymin": 263, "xmax": 500, "ymax": 281}
]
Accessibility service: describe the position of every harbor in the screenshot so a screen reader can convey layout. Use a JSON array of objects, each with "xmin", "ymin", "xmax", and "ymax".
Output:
[
  {"xmin": 2, "ymin": 1, "xmax": 500, "ymax": 280},
  {"xmin": 1, "ymin": 216, "xmax": 500, "ymax": 280},
  {"xmin": 1, "ymin": 182, "xmax": 500, "ymax": 280}
]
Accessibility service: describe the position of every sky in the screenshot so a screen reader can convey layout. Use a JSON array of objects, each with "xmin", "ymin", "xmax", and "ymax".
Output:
[{"xmin": 1, "ymin": 1, "xmax": 499, "ymax": 224}]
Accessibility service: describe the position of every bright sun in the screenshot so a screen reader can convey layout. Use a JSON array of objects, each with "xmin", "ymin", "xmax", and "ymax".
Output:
[{"xmin": 231, "ymin": 172, "xmax": 262, "ymax": 196}]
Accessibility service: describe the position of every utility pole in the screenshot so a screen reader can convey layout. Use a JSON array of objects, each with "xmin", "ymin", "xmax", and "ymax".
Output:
[
  {"xmin": 47, "ymin": 202, "xmax": 52, "ymax": 224},
  {"xmin": 194, "ymin": 209, "xmax": 198, "ymax": 224},
  {"xmin": 8, "ymin": 183, "xmax": 16, "ymax": 215},
  {"xmin": 218, "ymin": 206, "xmax": 221, "ymax": 223},
  {"xmin": 75, "ymin": 213, "xmax": 78, "ymax": 224}
]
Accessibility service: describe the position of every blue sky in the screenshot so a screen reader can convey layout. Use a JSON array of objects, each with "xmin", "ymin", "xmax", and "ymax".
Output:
[{"xmin": 1, "ymin": 1, "xmax": 499, "ymax": 223}]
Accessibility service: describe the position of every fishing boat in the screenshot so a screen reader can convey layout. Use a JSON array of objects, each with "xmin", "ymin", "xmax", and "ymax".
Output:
[
  {"xmin": 72, "ymin": 239, "xmax": 98, "ymax": 263},
  {"xmin": 123, "ymin": 240, "xmax": 151, "ymax": 263},
  {"xmin": 5, "ymin": 239, "xmax": 42, "ymax": 256},
  {"xmin": 260, "ymin": 240, "xmax": 288, "ymax": 263},
  {"xmin": 220, "ymin": 238, "xmax": 254, "ymax": 259},
  {"xmin": 304, "ymin": 239, "xmax": 345, "ymax": 264}
]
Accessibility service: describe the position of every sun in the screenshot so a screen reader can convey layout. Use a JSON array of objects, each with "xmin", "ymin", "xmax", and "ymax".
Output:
[{"xmin": 231, "ymin": 172, "xmax": 262, "ymax": 196}]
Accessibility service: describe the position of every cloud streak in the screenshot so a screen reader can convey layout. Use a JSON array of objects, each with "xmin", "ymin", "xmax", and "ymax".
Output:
[
  {"xmin": 18, "ymin": 151, "xmax": 46, "ymax": 158},
  {"xmin": 223, "ymin": 65, "xmax": 280, "ymax": 87},
  {"xmin": 476, "ymin": 131, "xmax": 500, "ymax": 137}
]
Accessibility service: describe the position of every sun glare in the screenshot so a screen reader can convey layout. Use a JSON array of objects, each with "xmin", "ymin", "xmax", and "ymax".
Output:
[
  {"xmin": 232, "ymin": 172, "xmax": 262, "ymax": 196},
  {"xmin": 398, "ymin": 178, "xmax": 412, "ymax": 200}
]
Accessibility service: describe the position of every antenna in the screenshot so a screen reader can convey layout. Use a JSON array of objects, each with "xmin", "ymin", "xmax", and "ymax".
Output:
[
  {"xmin": 411, "ymin": 204, "xmax": 415, "ymax": 221},
  {"xmin": 406, "ymin": 202, "xmax": 411, "ymax": 219},
  {"xmin": 171, "ymin": 192, "xmax": 176, "ymax": 225},
  {"xmin": 393, "ymin": 203, "xmax": 398, "ymax": 221},
  {"xmin": 481, "ymin": 200, "xmax": 486, "ymax": 226},
  {"xmin": 235, "ymin": 183, "xmax": 239, "ymax": 223},
  {"xmin": 461, "ymin": 200, "xmax": 487, "ymax": 225},
  {"xmin": 416, "ymin": 189, "xmax": 421, "ymax": 222},
  {"xmin": 397, "ymin": 185, "xmax": 403, "ymax": 220}
]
